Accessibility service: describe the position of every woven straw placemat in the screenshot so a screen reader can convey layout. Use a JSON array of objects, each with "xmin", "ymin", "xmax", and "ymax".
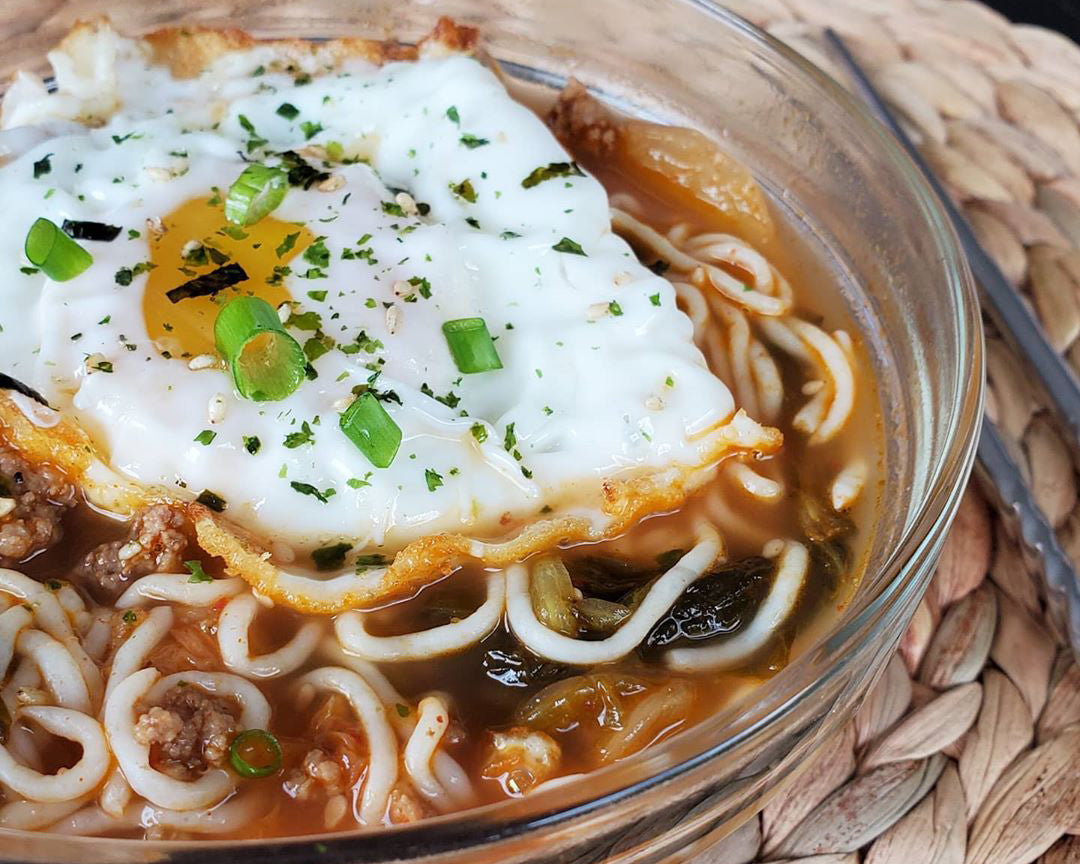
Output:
[
  {"xmin": 690, "ymin": 1, "xmax": 1080, "ymax": 863},
  {"xmin": 0, "ymin": 1, "xmax": 1076, "ymax": 860}
]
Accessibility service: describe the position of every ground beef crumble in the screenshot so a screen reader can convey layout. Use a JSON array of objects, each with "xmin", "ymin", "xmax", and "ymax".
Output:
[
  {"xmin": 72, "ymin": 504, "xmax": 191, "ymax": 603},
  {"xmin": 480, "ymin": 726, "xmax": 562, "ymax": 796},
  {"xmin": 546, "ymin": 78, "xmax": 619, "ymax": 159},
  {"xmin": 0, "ymin": 448, "xmax": 76, "ymax": 567},
  {"xmin": 283, "ymin": 748, "xmax": 345, "ymax": 801},
  {"xmin": 133, "ymin": 683, "xmax": 239, "ymax": 779}
]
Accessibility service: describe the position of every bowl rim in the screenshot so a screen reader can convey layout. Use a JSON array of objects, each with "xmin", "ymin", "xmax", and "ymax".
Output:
[{"xmin": 0, "ymin": 0, "xmax": 983, "ymax": 859}]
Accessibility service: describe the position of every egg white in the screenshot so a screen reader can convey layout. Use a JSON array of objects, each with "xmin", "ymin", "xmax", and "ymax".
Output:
[{"xmin": 0, "ymin": 24, "xmax": 773, "ymax": 593}]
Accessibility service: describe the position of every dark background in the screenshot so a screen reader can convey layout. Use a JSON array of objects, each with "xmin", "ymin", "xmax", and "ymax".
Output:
[{"xmin": 985, "ymin": 0, "xmax": 1080, "ymax": 42}]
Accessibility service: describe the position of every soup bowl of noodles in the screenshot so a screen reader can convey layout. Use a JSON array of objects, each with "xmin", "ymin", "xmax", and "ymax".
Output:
[{"xmin": 0, "ymin": 0, "xmax": 981, "ymax": 861}]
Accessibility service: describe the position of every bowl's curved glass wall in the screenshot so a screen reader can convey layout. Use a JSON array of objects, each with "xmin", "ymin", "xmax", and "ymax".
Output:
[{"xmin": 0, "ymin": 2, "xmax": 981, "ymax": 862}]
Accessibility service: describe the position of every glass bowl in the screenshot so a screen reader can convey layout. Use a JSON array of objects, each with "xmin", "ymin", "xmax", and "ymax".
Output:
[{"xmin": 0, "ymin": 1, "xmax": 982, "ymax": 861}]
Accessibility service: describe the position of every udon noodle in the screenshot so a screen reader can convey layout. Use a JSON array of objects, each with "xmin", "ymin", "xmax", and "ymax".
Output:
[{"xmin": 0, "ymin": 20, "xmax": 879, "ymax": 840}]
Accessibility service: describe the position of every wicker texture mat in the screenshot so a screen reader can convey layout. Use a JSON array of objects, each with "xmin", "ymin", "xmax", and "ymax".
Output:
[
  {"xmin": 691, "ymin": 1, "xmax": 1080, "ymax": 862},
  {"xmin": 0, "ymin": 1, "xmax": 1076, "ymax": 860}
]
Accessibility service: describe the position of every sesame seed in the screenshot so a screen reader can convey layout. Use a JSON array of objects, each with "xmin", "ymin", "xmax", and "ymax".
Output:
[
  {"xmin": 385, "ymin": 305, "xmax": 401, "ymax": 335},
  {"xmin": 187, "ymin": 353, "xmax": 220, "ymax": 371},
  {"xmin": 208, "ymin": 393, "xmax": 227, "ymax": 424},
  {"xmin": 586, "ymin": 302, "xmax": 610, "ymax": 321},
  {"xmin": 394, "ymin": 191, "xmax": 418, "ymax": 217},
  {"xmin": 144, "ymin": 166, "xmax": 174, "ymax": 182}
]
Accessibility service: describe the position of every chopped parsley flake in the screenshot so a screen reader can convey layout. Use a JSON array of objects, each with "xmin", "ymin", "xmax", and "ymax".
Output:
[
  {"xmin": 114, "ymin": 261, "xmax": 155, "ymax": 286},
  {"xmin": 424, "ymin": 468, "xmax": 444, "ymax": 492},
  {"xmin": 304, "ymin": 334, "xmax": 333, "ymax": 361},
  {"xmin": 470, "ymin": 423, "xmax": 488, "ymax": 444},
  {"xmin": 460, "ymin": 133, "xmax": 490, "ymax": 149},
  {"xmin": 339, "ymin": 331, "xmax": 383, "ymax": 355},
  {"xmin": 300, "ymin": 120, "xmax": 323, "ymax": 140},
  {"xmin": 242, "ymin": 435, "xmax": 262, "ymax": 454},
  {"xmin": 649, "ymin": 293, "xmax": 661, "ymax": 306},
  {"xmin": 185, "ymin": 560, "xmax": 212, "ymax": 583},
  {"xmin": 503, "ymin": 422, "xmax": 517, "ymax": 453},
  {"xmin": 347, "ymin": 473, "xmax": 373, "ymax": 489},
  {"xmin": 608, "ymin": 300, "xmax": 624, "ymax": 317},
  {"xmin": 420, "ymin": 383, "xmax": 460, "ymax": 409},
  {"xmin": 521, "ymin": 161, "xmax": 584, "ymax": 188},
  {"xmin": 450, "ymin": 178, "xmax": 477, "ymax": 203},
  {"xmin": 303, "ymin": 236, "xmax": 330, "ymax": 268},
  {"xmin": 312, "ymin": 542, "xmax": 352, "ymax": 572},
  {"xmin": 355, "ymin": 553, "xmax": 388, "ymax": 572},
  {"xmin": 446, "ymin": 106, "xmax": 460, "ymax": 125},
  {"xmin": 276, "ymin": 102, "xmax": 299, "ymax": 120},
  {"xmin": 552, "ymin": 237, "xmax": 586, "ymax": 256},
  {"xmin": 32, "ymin": 154, "xmax": 52, "ymax": 179},
  {"xmin": 283, "ymin": 421, "xmax": 316, "ymax": 449},
  {"xmin": 237, "ymin": 114, "xmax": 267, "ymax": 152},
  {"xmin": 194, "ymin": 429, "xmax": 217, "ymax": 446},
  {"xmin": 290, "ymin": 481, "xmax": 335, "ymax": 503},
  {"xmin": 276, "ymin": 231, "xmax": 300, "ymax": 258},
  {"xmin": 408, "ymin": 276, "xmax": 432, "ymax": 299},
  {"xmin": 287, "ymin": 310, "xmax": 323, "ymax": 331}
]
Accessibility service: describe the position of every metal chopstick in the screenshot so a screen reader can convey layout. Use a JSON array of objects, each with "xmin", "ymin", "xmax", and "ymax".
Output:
[
  {"xmin": 977, "ymin": 418, "xmax": 1080, "ymax": 651},
  {"xmin": 823, "ymin": 28, "xmax": 1080, "ymax": 452},
  {"xmin": 822, "ymin": 29, "xmax": 1080, "ymax": 654}
]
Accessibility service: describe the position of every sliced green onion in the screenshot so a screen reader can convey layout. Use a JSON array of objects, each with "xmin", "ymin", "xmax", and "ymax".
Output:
[
  {"xmin": 215, "ymin": 297, "xmax": 305, "ymax": 402},
  {"xmin": 340, "ymin": 392, "xmax": 401, "ymax": 468},
  {"xmin": 228, "ymin": 729, "xmax": 282, "ymax": 778},
  {"xmin": 441, "ymin": 317, "xmax": 503, "ymax": 374},
  {"xmin": 24, "ymin": 218, "xmax": 93, "ymax": 281},
  {"xmin": 225, "ymin": 164, "xmax": 288, "ymax": 226}
]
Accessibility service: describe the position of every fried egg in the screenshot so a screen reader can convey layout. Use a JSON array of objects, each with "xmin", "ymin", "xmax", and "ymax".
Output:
[{"xmin": 0, "ymin": 21, "xmax": 780, "ymax": 611}]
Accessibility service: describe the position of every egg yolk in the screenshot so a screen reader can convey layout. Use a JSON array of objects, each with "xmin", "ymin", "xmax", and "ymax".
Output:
[{"xmin": 143, "ymin": 196, "xmax": 314, "ymax": 358}]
